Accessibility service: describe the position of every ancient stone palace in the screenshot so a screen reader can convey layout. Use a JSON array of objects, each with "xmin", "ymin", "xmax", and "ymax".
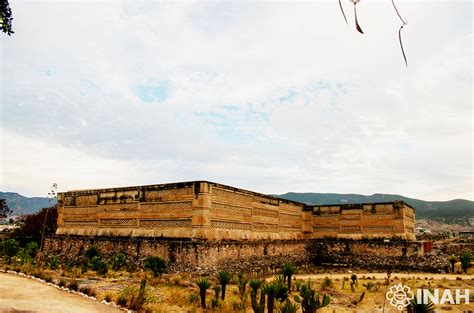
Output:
[{"xmin": 56, "ymin": 180, "xmax": 416, "ymax": 241}]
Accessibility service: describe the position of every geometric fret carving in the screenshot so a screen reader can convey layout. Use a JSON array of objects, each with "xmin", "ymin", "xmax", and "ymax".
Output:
[
  {"xmin": 211, "ymin": 220, "xmax": 251, "ymax": 230},
  {"xmin": 62, "ymin": 220, "xmax": 97, "ymax": 228},
  {"xmin": 340, "ymin": 226, "xmax": 361, "ymax": 233},
  {"xmin": 363, "ymin": 226, "xmax": 394, "ymax": 233},
  {"xmin": 313, "ymin": 226, "xmax": 339, "ymax": 232},
  {"xmin": 253, "ymin": 222, "xmax": 278, "ymax": 231},
  {"xmin": 140, "ymin": 201, "xmax": 193, "ymax": 212},
  {"xmin": 140, "ymin": 218, "xmax": 192, "ymax": 228},
  {"xmin": 212, "ymin": 202, "xmax": 251, "ymax": 217},
  {"xmin": 253, "ymin": 208, "xmax": 279, "ymax": 218},
  {"xmin": 99, "ymin": 218, "xmax": 138, "ymax": 227}
]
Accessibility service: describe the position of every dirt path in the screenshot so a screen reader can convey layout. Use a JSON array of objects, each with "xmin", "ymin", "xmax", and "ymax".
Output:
[{"xmin": 0, "ymin": 272, "xmax": 123, "ymax": 313}]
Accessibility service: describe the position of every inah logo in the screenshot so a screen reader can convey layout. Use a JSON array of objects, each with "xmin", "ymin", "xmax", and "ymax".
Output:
[{"xmin": 386, "ymin": 283, "xmax": 414, "ymax": 311}]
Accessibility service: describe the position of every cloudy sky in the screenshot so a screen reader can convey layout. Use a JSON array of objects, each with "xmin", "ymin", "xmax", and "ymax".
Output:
[{"xmin": 0, "ymin": 0, "xmax": 472, "ymax": 200}]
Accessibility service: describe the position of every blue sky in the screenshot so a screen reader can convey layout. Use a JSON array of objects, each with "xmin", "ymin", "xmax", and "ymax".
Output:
[{"xmin": 0, "ymin": 1, "xmax": 472, "ymax": 201}]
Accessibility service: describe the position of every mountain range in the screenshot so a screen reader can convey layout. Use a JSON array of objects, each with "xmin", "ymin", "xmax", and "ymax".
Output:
[
  {"xmin": 277, "ymin": 192, "xmax": 474, "ymax": 221},
  {"xmin": 0, "ymin": 192, "xmax": 56, "ymax": 216},
  {"xmin": 1, "ymin": 191, "xmax": 473, "ymax": 223}
]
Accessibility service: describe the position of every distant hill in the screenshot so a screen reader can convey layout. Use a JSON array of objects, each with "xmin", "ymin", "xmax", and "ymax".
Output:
[
  {"xmin": 276, "ymin": 192, "xmax": 474, "ymax": 221},
  {"xmin": 0, "ymin": 192, "xmax": 56, "ymax": 216}
]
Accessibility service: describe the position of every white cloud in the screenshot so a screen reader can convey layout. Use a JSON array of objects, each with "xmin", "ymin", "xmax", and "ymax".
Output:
[{"xmin": 0, "ymin": 0, "xmax": 472, "ymax": 200}]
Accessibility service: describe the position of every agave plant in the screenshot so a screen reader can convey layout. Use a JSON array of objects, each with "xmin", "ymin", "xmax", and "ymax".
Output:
[
  {"xmin": 249, "ymin": 279, "xmax": 265, "ymax": 313},
  {"xmin": 217, "ymin": 270, "xmax": 232, "ymax": 300},
  {"xmin": 407, "ymin": 295, "xmax": 435, "ymax": 313},
  {"xmin": 293, "ymin": 281, "xmax": 330, "ymax": 313},
  {"xmin": 281, "ymin": 262, "xmax": 297, "ymax": 291},
  {"xmin": 195, "ymin": 277, "xmax": 212, "ymax": 309},
  {"xmin": 279, "ymin": 300, "xmax": 299, "ymax": 313}
]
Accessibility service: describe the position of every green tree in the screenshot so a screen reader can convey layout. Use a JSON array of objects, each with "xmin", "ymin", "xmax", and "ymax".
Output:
[
  {"xmin": 460, "ymin": 252, "xmax": 472, "ymax": 274},
  {"xmin": 217, "ymin": 270, "xmax": 231, "ymax": 301},
  {"xmin": 144, "ymin": 256, "xmax": 167, "ymax": 277},
  {"xmin": 2, "ymin": 238, "xmax": 19, "ymax": 263},
  {"xmin": 0, "ymin": 0, "xmax": 13, "ymax": 35},
  {"xmin": 0, "ymin": 199, "xmax": 11, "ymax": 221},
  {"xmin": 195, "ymin": 277, "xmax": 211, "ymax": 309}
]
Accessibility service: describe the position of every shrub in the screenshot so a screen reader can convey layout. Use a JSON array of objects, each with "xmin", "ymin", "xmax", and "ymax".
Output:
[
  {"xmin": 44, "ymin": 276, "xmax": 53, "ymax": 283},
  {"xmin": 89, "ymin": 255, "xmax": 108, "ymax": 276},
  {"xmin": 111, "ymin": 253, "xmax": 127, "ymax": 271},
  {"xmin": 104, "ymin": 293, "xmax": 114, "ymax": 302},
  {"xmin": 58, "ymin": 279, "xmax": 67, "ymax": 287},
  {"xmin": 86, "ymin": 245, "xmax": 100, "ymax": 260},
  {"xmin": 68, "ymin": 280, "xmax": 79, "ymax": 291},
  {"xmin": 79, "ymin": 286, "xmax": 96, "ymax": 297},
  {"xmin": 118, "ymin": 278, "xmax": 149, "ymax": 311},
  {"xmin": 144, "ymin": 256, "xmax": 167, "ymax": 278},
  {"xmin": 2, "ymin": 239, "xmax": 19, "ymax": 264}
]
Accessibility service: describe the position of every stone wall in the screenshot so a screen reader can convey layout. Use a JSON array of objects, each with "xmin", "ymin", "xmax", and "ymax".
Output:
[
  {"xmin": 56, "ymin": 181, "xmax": 416, "ymax": 241},
  {"xmin": 43, "ymin": 236, "xmax": 307, "ymax": 270},
  {"xmin": 309, "ymin": 201, "xmax": 416, "ymax": 241}
]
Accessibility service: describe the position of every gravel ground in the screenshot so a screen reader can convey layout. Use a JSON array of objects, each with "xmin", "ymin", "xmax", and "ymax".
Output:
[{"xmin": 0, "ymin": 272, "xmax": 122, "ymax": 313}]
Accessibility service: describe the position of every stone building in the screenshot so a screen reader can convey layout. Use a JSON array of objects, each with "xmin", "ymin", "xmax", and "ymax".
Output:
[{"xmin": 56, "ymin": 180, "xmax": 416, "ymax": 241}]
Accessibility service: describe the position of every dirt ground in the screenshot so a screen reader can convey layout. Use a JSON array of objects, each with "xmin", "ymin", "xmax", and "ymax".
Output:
[{"xmin": 0, "ymin": 272, "xmax": 122, "ymax": 313}]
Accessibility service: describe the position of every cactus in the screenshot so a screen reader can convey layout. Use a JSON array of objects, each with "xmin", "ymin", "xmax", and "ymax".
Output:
[{"xmin": 293, "ymin": 281, "xmax": 330, "ymax": 313}]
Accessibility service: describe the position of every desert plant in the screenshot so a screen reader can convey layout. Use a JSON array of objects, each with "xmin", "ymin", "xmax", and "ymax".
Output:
[
  {"xmin": 293, "ymin": 281, "xmax": 330, "ymax": 313},
  {"xmin": 279, "ymin": 300, "xmax": 299, "ymax": 313},
  {"xmin": 250, "ymin": 279, "xmax": 265, "ymax": 313},
  {"xmin": 350, "ymin": 274, "xmax": 358, "ymax": 286},
  {"xmin": 460, "ymin": 252, "xmax": 472, "ymax": 273},
  {"xmin": 342, "ymin": 277, "xmax": 349, "ymax": 289},
  {"xmin": 407, "ymin": 295, "xmax": 435, "ymax": 313},
  {"xmin": 449, "ymin": 255, "xmax": 457, "ymax": 273},
  {"xmin": 188, "ymin": 293, "xmax": 199, "ymax": 305},
  {"xmin": 363, "ymin": 281, "xmax": 374, "ymax": 291},
  {"xmin": 144, "ymin": 256, "xmax": 167, "ymax": 278},
  {"xmin": 111, "ymin": 252, "xmax": 127, "ymax": 271},
  {"xmin": 351, "ymin": 291, "xmax": 365, "ymax": 306},
  {"xmin": 350, "ymin": 281, "xmax": 355, "ymax": 293},
  {"xmin": 58, "ymin": 279, "xmax": 67, "ymax": 287},
  {"xmin": 117, "ymin": 294, "xmax": 127, "ymax": 306},
  {"xmin": 281, "ymin": 262, "xmax": 297, "ymax": 291},
  {"xmin": 237, "ymin": 272, "xmax": 249, "ymax": 298},
  {"xmin": 217, "ymin": 270, "xmax": 232, "ymax": 300},
  {"xmin": 47, "ymin": 255, "xmax": 59, "ymax": 269},
  {"xmin": 263, "ymin": 279, "xmax": 288, "ymax": 313},
  {"xmin": 196, "ymin": 277, "xmax": 212, "ymax": 309},
  {"xmin": 213, "ymin": 285, "xmax": 221, "ymax": 301},
  {"xmin": 320, "ymin": 277, "xmax": 332, "ymax": 291}
]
